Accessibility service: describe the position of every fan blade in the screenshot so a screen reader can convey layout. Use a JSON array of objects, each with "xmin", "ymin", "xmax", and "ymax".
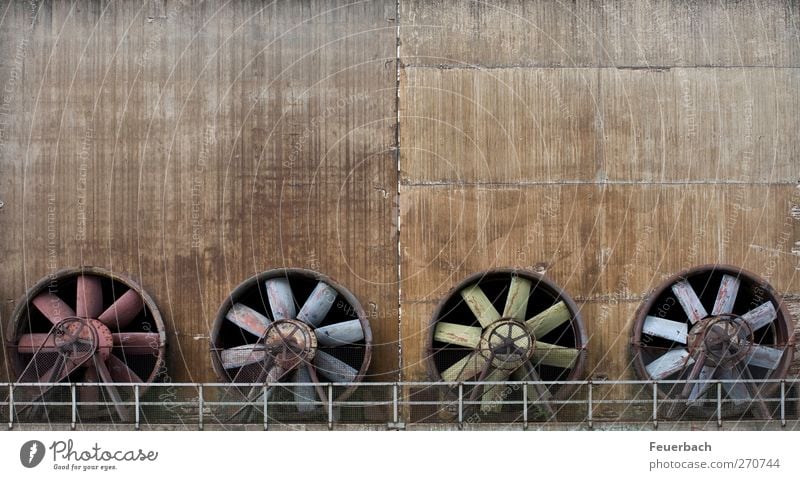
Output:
[
  {"xmin": 460, "ymin": 285, "xmax": 500, "ymax": 328},
  {"xmin": 76, "ymin": 275, "xmax": 103, "ymax": 318},
  {"xmin": 16, "ymin": 333, "xmax": 58, "ymax": 353},
  {"xmin": 224, "ymin": 362, "xmax": 282, "ymax": 423},
  {"xmin": 269, "ymin": 366, "xmax": 288, "ymax": 384},
  {"xmin": 112, "ymin": 332, "xmax": 162, "ymax": 355},
  {"xmin": 642, "ymin": 316, "xmax": 687, "ymax": 344},
  {"xmin": 32, "ymin": 292, "xmax": 76, "ymax": 325},
  {"xmin": 503, "ymin": 276, "xmax": 531, "ymax": 321},
  {"xmin": 667, "ymin": 352, "xmax": 706, "ymax": 416},
  {"xmin": 292, "ymin": 366, "xmax": 317, "ymax": 413},
  {"xmin": 740, "ymin": 302, "xmax": 777, "ymax": 332},
  {"xmin": 15, "ymin": 356, "xmax": 66, "ymax": 399},
  {"xmin": 97, "ymin": 289, "xmax": 144, "ymax": 329},
  {"xmin": 532, "ymin": 342, "xmax": 580, "ymax": 369},
  {"xmin": 512, "ymin": 362, "xmax": 555, "ymax": 418},
  {"xmin": 645, "ymin": 348, "xmax": 693, "ymax": 380},
  {"xmin": 80, "ymin": 365, "xmax": 101, "ymax": 406},
  {"xmin": 93, "ymin": 355, "xmax": 131, "ymax": 421},
  {"xmin": 107, "ymin": 354, "xmax": 144, "ymax": 383},
  {"xmin": 433, "ymin": 322, "xmax": 481, "ymax": 348},
  {"xmin": 266, "ymin": 277, "xmax": 296, "ymax": 321},
  {"xmin": 297, "ymin": 281, "xmax": 337, "ymax": 327},
  {"xmin": 313, "ymin": 351, "xmax": 358, "ymax": 383},
  {"xmin": 712, "ymin": 274, "xmax": 740, "ymax": 315},
  {"xmin": 18, "ymin": 352, "xmax": 63, "ymax": 382},
  {"xmin": 512, "ymin": 363, "xmax": 550, "ymax": 399},
  {"xmin": 220, "ymin": 344, "xmax": 267, "ymax": 369},
  {"xmin": 526, "ymin": 301, "xmax": 570, "ymax": 338},
  {"xmin": 225, "ymin": 303, "xmax": 270, "ymax": 337},
  {"xmin": 745, "ymin": 344, "xmax": 784, "ymax": 370},
  {"xmin": 314, "ymin": 319, "xmax": 364, "ymax": 347},
  {"xmin": 717, "ymin": 366, "xmax": 749, "ymax": 406},
  {"xmin": 441, "ymin": 352, "xmax": 486, "ymax": 382},
  {"xmin": 480, "ymin": 369, "xmax": 510, "ymax": 414},
  {"xmin": 687, "ymin": 365, "xmax": 716, "ymax": 404},
  {"xmin": 671, "ymin": 281, "xmax": 707, "ymax": 324},
  {"xmin": 15, "ymin": 353, "xmax": 92, "ymax": 407}
]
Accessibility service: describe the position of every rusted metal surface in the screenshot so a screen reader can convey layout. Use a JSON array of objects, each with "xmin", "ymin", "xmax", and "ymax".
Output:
[
  {"xmin": 5, "ymin": 267, "xmax": 166, "ymax": 420},
  {"xmin": 211, "ymin": 268, "xmax": 372, "ymax": 413},
  {"xmin": 631, "ymin": 264, "xmax": 795, "ymax": 417},
  {"xmin": 426, "ymin": 268, "xmax": 588, "ymax": 413}
]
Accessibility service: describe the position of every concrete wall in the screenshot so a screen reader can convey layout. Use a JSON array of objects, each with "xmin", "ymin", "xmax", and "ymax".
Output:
[
  {"xmin": 0, "ymin": 0, "xmax": 798, "ymax": 388},
  {"xmin": 398, "ymin": 0, "xmax": 800, "ymax": 382},
  {"xmin": 0, "ymin": 0, "xmax": 399, "ymax": 382}
]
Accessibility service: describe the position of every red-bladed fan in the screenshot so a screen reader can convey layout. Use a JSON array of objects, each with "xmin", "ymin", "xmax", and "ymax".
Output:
[
  {"xmin": 632, "ymin": 265, "xmax": 794, "ymax": 419},
  {"xmin": 6, "ymin": 267, "xmax": 166, "ymax": 421},
  {"xmin": 211, "ymin": 268, "xmax": 372, "ymax": 420}
]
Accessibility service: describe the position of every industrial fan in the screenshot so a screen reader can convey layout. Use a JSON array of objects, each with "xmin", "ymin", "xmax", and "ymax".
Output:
[
  {"xmin": 427, "ymin": 269, "xmax": 587, "ymax": 417},
  {"xmin": 211, "ymin": 268, "xmax": 372, "ymax": 420},
  {"xmin": 631, "ymin": 265, "xmax": 794, "ymax": 419},
  {"xmin": 6, "ymin": 267, "xmax": 166, "ymax": 422}
]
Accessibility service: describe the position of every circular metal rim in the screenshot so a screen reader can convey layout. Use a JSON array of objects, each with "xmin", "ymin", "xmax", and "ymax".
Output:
[
  {"xmin": 210, "ymin": 267, "xmax": 373, "ymax": 403},
  {"xmin": 631, "ymin": 264, "xmax": 794, "ymax": 399},
  {"xmin": 6, "ymin": 266, "xmax": 167, "ymax": 388},
  {"xmin": 425, "ymin": 268, "xmax": 588, "ymax": 400}
]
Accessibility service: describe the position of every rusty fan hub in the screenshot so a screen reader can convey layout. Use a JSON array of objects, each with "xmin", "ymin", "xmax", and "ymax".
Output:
[
  {"xmin": 262, "ymin": 319, "xmax": 317, "ymax": 371},
  {"xmin": 52, "ymin": 318, "xmax": 113, "ymax": 364},
  {"xmin": 479, "ymin": 319, "xmax": 534, "ymax": 371},
  {"xmin": 687, "ymin": 315, "xmax": 753, "ymax": 368}
]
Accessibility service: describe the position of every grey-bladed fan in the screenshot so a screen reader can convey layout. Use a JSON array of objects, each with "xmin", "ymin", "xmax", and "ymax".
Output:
[
  {"xmin": 211, "ymin": 269, "xmax": 372, "ymax": 420},
  {"xmin": 632, "ymin": 265, "xmax": 794, "ymax": 419},
  {"xmin": 427, "ymin": 269, "xmax": 587, "ymax": 418}
]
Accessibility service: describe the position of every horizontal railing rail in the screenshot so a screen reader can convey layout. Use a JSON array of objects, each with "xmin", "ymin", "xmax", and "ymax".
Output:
[{"xmin": 1, "ymin": 379, "xmax": 798, "ymax": 429}]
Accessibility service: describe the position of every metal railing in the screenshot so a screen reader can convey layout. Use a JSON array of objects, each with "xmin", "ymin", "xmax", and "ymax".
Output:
[{"xmin": 1, "ymin": 379, "xmax": 798, "ymax": 430}]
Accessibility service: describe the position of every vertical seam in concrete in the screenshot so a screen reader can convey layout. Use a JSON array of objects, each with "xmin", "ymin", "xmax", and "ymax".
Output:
[{"xmin": 395, "ymin": 0, "xmax": 402, "ymax": 382}]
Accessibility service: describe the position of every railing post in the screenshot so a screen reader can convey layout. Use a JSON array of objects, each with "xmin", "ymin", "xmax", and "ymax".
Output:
[
  {"xmin": 198, "ymin": 384, "xmax": 204, "ymax": 431},
  {"xmin": 8, "ymin": 383, "xmax": 14, "ymax": 429},
  {"xmin": 392, "ymin": 383, "xmax": 399, "ymax": 425},
  {"xmin": 522, "ymin": 381, "xmax": 528, "ymax": 430},
  {"xmin": 652, "ymin": 381, "xmax": 658, "ymax": 429},
  {"xmin": 71, "ymin": 384, "xmax": 77, "ymax": 430},
  {"xmin": 780, "ymin": 380, "xmax": 786, "ymax": 428},
  {"xmin": 327, "ymin": 383, "xmax": 333, "ymax": 430},
  {"xmin": 457, "ymin": 383, "xmax": 463, "ymax": 429},
  {"xmin": 716, "ymin": 382, "xmax": 722, "ymax": 427},
  {"xmin": 134, "ymin": 385, "xmax": 140, "ymax": 430},
  {"xmin": 587, "ymin": 380, "xmax": 593, "ymax": 429},
  {"xmin": 268, "ymin": 384, "xmax": 269, "ymax": 431}
]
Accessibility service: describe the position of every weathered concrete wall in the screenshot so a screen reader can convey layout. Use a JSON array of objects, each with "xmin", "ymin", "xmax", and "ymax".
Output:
[
  {"xmin": 0, "ymin": 0, "xmax": 798, "ymax": 393},
  {"xmin": 399, "ymin": 0, "xmax": 800, "ymax": 382},
  {"xmin": 0, "ymin": 0, "xmax": 399, "ymax": 382}
]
